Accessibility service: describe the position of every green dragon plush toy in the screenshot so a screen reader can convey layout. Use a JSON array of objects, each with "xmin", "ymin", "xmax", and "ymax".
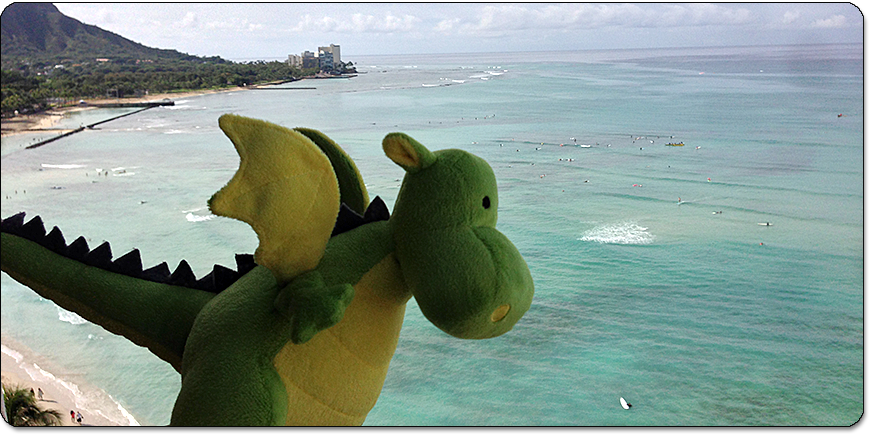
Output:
[{"xmin": 0, "ymin": 114, "xmax": 534, "ymax": 426}]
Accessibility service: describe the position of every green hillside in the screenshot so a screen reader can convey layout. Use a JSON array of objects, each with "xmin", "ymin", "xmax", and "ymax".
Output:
[
  {"xmin": 1, "ymin": 3, "xmax": 200, "ymax": 67},
  {"xmin": 1, "ymin": 3, "xmax": 312, "ymax": 116}
]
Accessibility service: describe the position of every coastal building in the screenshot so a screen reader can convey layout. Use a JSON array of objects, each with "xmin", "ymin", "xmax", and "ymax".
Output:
[
  {"xmin": 301, "ymin": 51, "xmax": 318, "ymax": 69},
  {"xmin": 289, "ymin": 45, "xmax": 347, "ymax": 73},
  {"xmin": 318, "ymin": 44, "xmax": 341, "ymax": 72}
]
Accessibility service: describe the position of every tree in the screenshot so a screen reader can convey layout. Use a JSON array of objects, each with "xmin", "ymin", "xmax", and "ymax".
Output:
[{"xmin": 2, "ymin": 383, "xmax": 63, "ymax": 426}]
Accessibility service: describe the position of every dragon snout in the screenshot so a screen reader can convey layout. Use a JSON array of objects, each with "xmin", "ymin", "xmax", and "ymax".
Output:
[{"xmin": 399, "ymin": 226, "xmax": 534, "ymax": 340}]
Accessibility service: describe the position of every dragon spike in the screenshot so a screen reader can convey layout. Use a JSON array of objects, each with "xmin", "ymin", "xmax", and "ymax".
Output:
[
  {"xmin": 332, "ymin": 203, "xmax": 365, "ymax": 236},
  {"xmin": 20, "ymin": 215, "xmax": 46, "ymax": 240},
  {"xmin": 113, "ymin": 249, "xmax": 143, "ymax": 277},
  {"xmin": 43, "ymin": 226, "xmax": 67, "ymax": 253},
  {"xmin": 1, "ymin": 212, "xmax": 26, "ymax": 231},
  {"xmin": 2, "ymin": 212, "xmax": 257, "ymax": 294},
  {"xmin": 211, "ymin": 265, "xmax": 239, "ymax": 293},
  {"xmin": 193, "ymin": 265, "xmax": 239, "ymax": 293},
  {"xmin": 170, "ymin": 260, "xmax": 197, "ymax": 287},
  {"xmin": 235, "ymin": 254, "xmax": 256, "ymax": 274},
  {"xmin": 363, "ymin": 196, "xmax": 389, "ymax": 223},
  {"xmin": 142, "ymin": 262, "xmax": 172, "ymax": 283},
  {"xmin": 66, "ymin": 236, "xmax": 90, "ymax": 260},
  {"xmin": 85, "ymin": 241, "xmax": 113, "ymax": 270},
  {"xmin": 194, "ymin": 271, "xmax": 215, "ymax": 292},
  {"xmin": 331, "ymin": 197, "xmax": 391, "ymax": 237}
]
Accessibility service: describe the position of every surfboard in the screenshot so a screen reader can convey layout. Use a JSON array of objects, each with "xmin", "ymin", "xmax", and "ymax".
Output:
[
  {"xmin": 758, "ymin": 222, "xmax": 773, "ymax": 226},
  {"xmin": 620, "ymin": 397, "xmax": 630, "ymax": 410}
]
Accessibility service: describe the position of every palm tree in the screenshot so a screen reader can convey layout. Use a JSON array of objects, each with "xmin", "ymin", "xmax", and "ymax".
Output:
[{"xmin": 2, "ymin": 383, "xmax": 63, "ymax": 426}]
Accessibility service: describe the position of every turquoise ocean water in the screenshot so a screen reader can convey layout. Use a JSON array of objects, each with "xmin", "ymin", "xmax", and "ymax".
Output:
[{"xmin": 1, "ymin": 44, "xmax": 863, "ymax": 426}]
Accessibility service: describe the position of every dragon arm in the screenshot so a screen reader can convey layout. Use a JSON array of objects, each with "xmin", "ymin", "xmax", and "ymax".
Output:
[
  {"xmin": 209, "ymin": 115, "xmax": 390, "ymax": 345},
  {"xmin": 274, "ymin": 198, "xmax": 393, "ymax": 344},
  {"xmin": 0, "ymin": 213, "xmax": 251, "ymax": 372}
]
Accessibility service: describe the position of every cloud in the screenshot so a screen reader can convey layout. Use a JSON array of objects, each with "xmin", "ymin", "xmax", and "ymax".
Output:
[
  {"xmin": 202, "ymin": 17, "xmax": 265, "ymax": 33},
  {"xmin": 177, "ymin": 11, "xmax": 197, "ymax": 29},
  {"xmin": 435, "ymin": 17, "xmax": 460, "ymax": 33},
  {"xmin": 89, "ymin": 7, "xmax": 115, "ymax": 25},
  {"xmin": 292, "ymin": 13, "xmax": 421, "ymax": 33},
  {"xmin": 812, "ymin": 14, "xmax": 848, "ymax": 29},
  {"xmin": 434, "ymin": 3, "xmax": 755, "ymax": 36},
  {"xmin": 782, "ymin": 10, "xmax": 801, "ymax": 24}
]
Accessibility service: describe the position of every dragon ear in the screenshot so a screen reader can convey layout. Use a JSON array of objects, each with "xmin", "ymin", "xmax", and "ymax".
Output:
[{"xmin": 383, "ymin": 133, "xmax": 436, "ymax": 173}]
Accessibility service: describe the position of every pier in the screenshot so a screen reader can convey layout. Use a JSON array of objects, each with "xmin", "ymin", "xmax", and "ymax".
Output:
[{"xmin": 23, "ymin": 101, "xmax": 173, "ymax": 150}]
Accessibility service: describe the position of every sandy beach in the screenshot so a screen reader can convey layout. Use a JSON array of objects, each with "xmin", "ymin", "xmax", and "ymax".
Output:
[
  {"xmin": 2, "ymin": 343, "xmax": 126, "ymax": 427},
  {"xmin": 0, "ymin": 87, "xmax": 248, "ymax": 137}
]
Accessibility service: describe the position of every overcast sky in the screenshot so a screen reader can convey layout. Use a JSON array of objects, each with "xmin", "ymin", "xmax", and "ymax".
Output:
[{"xmin": 51, "ymin": 2, "xmax": 864, "ymax": 60}]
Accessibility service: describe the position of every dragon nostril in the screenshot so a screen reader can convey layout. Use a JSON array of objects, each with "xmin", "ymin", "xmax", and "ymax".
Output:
[
  {"xmin": 482, "ymin": 196, "xmax": 491, "ymax": 209},
  {"xmin": 491, "ymin": 304, "xmax": 510, "ymax": 322}
]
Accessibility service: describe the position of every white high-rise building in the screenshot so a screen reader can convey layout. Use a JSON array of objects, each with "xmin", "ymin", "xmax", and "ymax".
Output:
[{"xmin": 318, "ymin": 44, "xmax": 341, "ymax": 71}]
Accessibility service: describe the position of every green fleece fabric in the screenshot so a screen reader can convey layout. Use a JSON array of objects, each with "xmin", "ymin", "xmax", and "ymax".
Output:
[
  {"xmin": 0, "ymin": 116, "xmax": 534, "ymax": 426},
  {"xmin": 384, "ymin": 134, "xmax": 534, "ymax": 339}
]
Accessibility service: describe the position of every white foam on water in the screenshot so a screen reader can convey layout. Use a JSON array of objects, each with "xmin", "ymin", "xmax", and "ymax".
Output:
[
  {"xmin": 1, "ymin": 344, "xmax": 141, "ymax": 426},
  {"xmin": 28, "ymin": 363, "xmax": 141, "ymax": 426},
  {"xmin": 40, "ymin": 164, "xmax": 85, "ymax": 169},
  {"xmin": 578, "ymin": 221, "xmax": 654, "ymax": 245},
  {"xmin": 57, "ymin": 307, "xmax": 89, "ymax": 325},
  {"xmin": 100, "ymin": 396, "xmax": 141, "ymax": 426},
  {"xmin": 2, "ymin": 344, "xmax": 24, "ymax": 363},
  {"xmin": 183, "ymin": 206, "xmax": 215, "ymax": 222},
  {"xmin": 185, "ymin": 212, "xmax": 215, "ymax": 222}
]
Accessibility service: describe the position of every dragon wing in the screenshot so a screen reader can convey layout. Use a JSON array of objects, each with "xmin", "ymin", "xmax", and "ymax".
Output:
[
  {"xmin": 209, "ymin": 115, "xmax": 344, "ymax": 284},
  {"xmin": 294, "ymin": 127, "xmax": 369, "ymax": 217}
]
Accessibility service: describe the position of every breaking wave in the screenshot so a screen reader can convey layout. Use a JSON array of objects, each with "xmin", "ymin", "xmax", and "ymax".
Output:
[
  {"xmin": 57, "ymin": 308, "xmax": 89, "ymax": 325},
  {"xmin": 578, "ymin": 221, "xmax": 654, "ymax": 245},
  {"xmin": 40, "ymin": 164, "xmax": 85, "ymax": 169},
  {"xmin": 183, "ymin": 207, "xmax": 215, "ymax": 222}
]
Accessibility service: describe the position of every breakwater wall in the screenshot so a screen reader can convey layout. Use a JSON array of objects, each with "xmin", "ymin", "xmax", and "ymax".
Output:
[
  {"xmin": 24, "ymin": 103, "xmax": 171, "ymax": 150},
  {"xmin": 88, "ymin": 101, "xmax": 175, "ymax": 108},
  {"xmin": 250, "ymin": 87, "xmax": 317, "ymax": 90}
]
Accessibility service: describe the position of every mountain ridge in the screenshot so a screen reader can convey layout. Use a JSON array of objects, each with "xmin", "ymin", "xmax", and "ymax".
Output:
[{"xmin": 1, "ymin": 3, "xmax": 207, "ymax": 67}]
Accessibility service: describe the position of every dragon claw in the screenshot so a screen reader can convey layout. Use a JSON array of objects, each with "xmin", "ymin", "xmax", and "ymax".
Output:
[{"xmin": 275, "ymin": 271, "xmax": 355, "ymax": 344}]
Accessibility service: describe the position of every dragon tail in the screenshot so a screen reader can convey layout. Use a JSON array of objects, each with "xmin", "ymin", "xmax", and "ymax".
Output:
[{"xmin": 1, "ymin": 212, "xmax": 257, "ymax": 372}]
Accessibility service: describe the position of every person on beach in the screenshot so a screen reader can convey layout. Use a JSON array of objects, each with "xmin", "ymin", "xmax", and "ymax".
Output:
[
  {"xmin": 70, "ymin": 410, "xmax": 76, "ymax": 423},
  {"xmin": 37, "ymin": 387, "xmax": 43, "ymax": 400},
  {"xmin": 76, "ymin": 411, "xmax": 83, "ymax": 425}
]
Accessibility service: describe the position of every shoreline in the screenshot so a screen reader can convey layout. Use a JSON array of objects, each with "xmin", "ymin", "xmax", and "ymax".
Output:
[
  {"xmin": 1, "ymin": 338, "xmax": 136, "ymax": 427},
  {"xmin": 0, "ymin": 86, "xmax": 249, "ymax": 138}
]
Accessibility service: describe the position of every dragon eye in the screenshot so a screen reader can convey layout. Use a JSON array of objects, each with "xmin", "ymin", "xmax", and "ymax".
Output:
[{"xmin": 482, "ymin": 196, "xmax": 491, "ymax": 209}]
